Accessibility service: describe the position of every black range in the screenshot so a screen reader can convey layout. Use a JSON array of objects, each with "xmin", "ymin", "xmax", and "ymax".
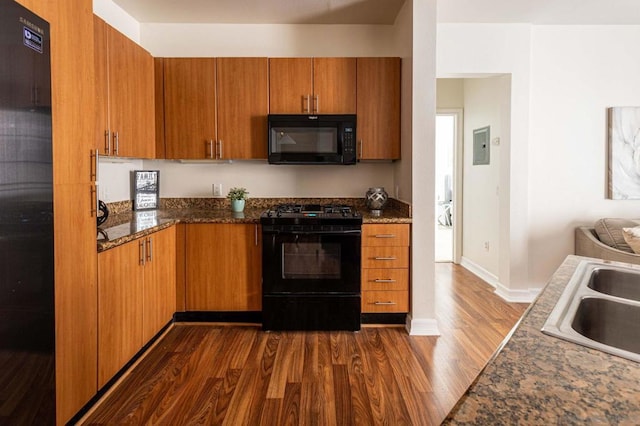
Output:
[{"xmin": 261, "ymin": 204, "xmax": 362, "ymax": 331}]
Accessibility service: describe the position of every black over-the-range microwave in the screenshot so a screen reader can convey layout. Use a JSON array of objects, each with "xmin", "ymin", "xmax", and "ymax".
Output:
[{"xmin": 267, "ymin": 114, "xmax": 356, "ymax": 165}]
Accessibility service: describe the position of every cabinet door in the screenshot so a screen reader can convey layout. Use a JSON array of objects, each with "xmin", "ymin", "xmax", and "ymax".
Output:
[
  {"xmin": 107, "ymin": 27, "xmax": 155, "ymax": 158},
  {"xmin": 313, "ymin": 57, "xmax": 356, "ymax": 114},
  {"xmin": 186, "ymin": 224, "xmax": 261, "ymax": 311},
  {"xmin": 164, "ymin": 58, "xmax": 217, "ymax": 159},
  {"xmin": 54, "ymin": 183, "xmax": 98, "ymax": 422},
  {"xmin": 142, "ymin": 227, "xmax": 177, "ymax": 343},
  {"xmin": 98, "ymin": 239, "xmax": 144, "ymax": 388},
  {"xmin": 269, "ymin": 58, "xmax": 313, "ymax": 114},
  {"xmin": 217, "ymin": 57, "xmax": 268, "ymax": 159},
  {"xmin": 356, "ymin": 57, "xmax": 401, "ymax": 160},
  {"xmin": 94, "ymin": 16, "xmax": 110, "ymax": 156}
]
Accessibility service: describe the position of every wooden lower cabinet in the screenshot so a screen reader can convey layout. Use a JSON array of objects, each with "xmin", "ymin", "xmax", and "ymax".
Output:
[
  {"xmin": 185, "ymin": 223, "xmax": 261, "ymax": 311},
  {"xmin": 142, "ymin": 226, "xmax": 177, "ymax": 342},
  {"xmin": 361, "ymin": 224, "xmax": 410, "ymax": 313},
  {"xmin": 98, "ymin": 226, "xmax": 176, "ymax": 388}
]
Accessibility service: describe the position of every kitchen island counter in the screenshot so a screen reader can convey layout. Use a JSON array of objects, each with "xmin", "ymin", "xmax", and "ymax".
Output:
[{"xmin": 444, "ymin": 255, "xmax": 640, "ymax": 424}]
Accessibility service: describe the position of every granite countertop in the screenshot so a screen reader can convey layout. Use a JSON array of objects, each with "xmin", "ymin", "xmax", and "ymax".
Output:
[
  {"xmin": 97, "ymin": 197, "xmax": 411, "ymax": 252},
  {"xmin": 444, "ymin": 255, "xmax": 640, "ymax": 424}
]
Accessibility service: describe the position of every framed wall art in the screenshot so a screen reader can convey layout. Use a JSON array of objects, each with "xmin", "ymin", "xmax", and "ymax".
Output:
[
  {"xmin": 608, "ymin": 107, "xmax": 640, "ymax": 199},
  {"xmin": 132, "ymin": 170, "xmax": 159, "ymax": 210}
]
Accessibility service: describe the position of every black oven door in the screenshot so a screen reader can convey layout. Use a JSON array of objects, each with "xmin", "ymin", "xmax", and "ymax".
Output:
[{"xmin": 262, "ymin": 228, "xmax": 361, "ymax": 294}]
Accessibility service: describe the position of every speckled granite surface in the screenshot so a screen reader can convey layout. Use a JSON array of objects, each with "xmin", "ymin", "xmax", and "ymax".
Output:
[
  {"xmin": 97, "ymin": 197, "xmax": 411, "ymax": 252},
  {"xmin": 444, "ymin": 255, "xmax": 640, "ymax": 424}
]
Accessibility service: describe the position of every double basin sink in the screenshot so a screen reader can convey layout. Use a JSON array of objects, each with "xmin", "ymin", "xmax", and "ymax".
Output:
[{"xmin": 542, "ymin": 260, "xmax": 640, "ymax": 363}]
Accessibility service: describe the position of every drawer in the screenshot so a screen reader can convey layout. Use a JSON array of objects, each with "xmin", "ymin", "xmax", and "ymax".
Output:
[
  {"xmin": 362, "ymin": 246, "xmax": 409, "ymax": 269},
  {"xmin": 362, "ymin": 290, "xmax": 409, "ymax": 313},
  {"xmin": 362, "ymin": 224, "xmax": 409, "ymax": 247},
  {"xmin": 362, "ymin": 268, "xmax": 408, "ymax": 291}
]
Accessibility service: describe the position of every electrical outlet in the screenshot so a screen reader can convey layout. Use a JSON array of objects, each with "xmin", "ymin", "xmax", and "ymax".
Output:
[
  {"xmin": 484, "ymin": 241, "xmax": 490, "ymax": 251},
  {"xmin": 212, "ymin": 183, "xmax": 222, "ymax": 197}
]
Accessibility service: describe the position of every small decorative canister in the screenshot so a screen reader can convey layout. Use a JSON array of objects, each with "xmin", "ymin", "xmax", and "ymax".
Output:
[{"xmin": 365, "ymin": 187, "xmax": 389, "ymax": 216}]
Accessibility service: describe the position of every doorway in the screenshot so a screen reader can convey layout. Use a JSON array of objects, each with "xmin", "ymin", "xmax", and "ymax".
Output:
[{"xmin": 435, "ymin": 109, "xmax": 462, "ymax": 263}]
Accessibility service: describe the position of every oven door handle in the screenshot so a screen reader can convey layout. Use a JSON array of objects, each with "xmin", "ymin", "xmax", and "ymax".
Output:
[{"xmin": 266, "ymin": 230, "xmax": 362, "ymax": 236}]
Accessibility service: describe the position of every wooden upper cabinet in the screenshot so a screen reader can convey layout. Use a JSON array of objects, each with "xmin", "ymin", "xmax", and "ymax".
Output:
[
  {"xmin": 217, "ymin": 57, "xmax": 268, "ymax": 159},
  {"xmin": 313, "ymin": 57, "xmax": 356, "ymax": 114},
  {"xmin": 163, "ymin": 58, "xmax": 217, "ymax": 159},
  {"xmin": 94, "ymin": 17, "xmax": 109, "ymax": 157},
  {"xmin": 269, "ymin": 58, "xmax": 313, "ymax": 114},
  {"xmin": 269, "ymin": 57, "xmax": 356, "ymax": 114},
  {"xmin": 94, "ymin": 16, "xmax": 155, "ymax": 159},
  {"xmin": 356, "ymin": 57, "xmax": 401, "ymax": 160},
  {"xmin": 162, "ymin": 57, "xmax": 268, "ymax": 160}
]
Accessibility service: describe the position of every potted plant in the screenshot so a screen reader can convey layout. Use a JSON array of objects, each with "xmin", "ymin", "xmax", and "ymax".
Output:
[{"xmin": 227, "ymin": 187, "xmax": 249, "ymax": 212}]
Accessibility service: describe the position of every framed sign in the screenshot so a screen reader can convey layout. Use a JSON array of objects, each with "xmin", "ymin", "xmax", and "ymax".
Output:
[{"xmin": 132, "ymin": 170, "xmax": 159, "ymax": 210}]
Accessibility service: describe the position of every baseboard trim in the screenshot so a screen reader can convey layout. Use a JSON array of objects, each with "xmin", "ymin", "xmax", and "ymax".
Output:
[
  {"xmin": 460, "ymin": 257, "xmax": 540, "ymax": 303},
  {"xmin": 460, "ymin": 256, "xmax": 500, "ymax": 288},
  {"xmin": 405, "ymin": 315, "xmax": 440, "ymax": 336},
  {"xmin": 494, "ymin": 284, "xmax": 541, "ymax": 303}
]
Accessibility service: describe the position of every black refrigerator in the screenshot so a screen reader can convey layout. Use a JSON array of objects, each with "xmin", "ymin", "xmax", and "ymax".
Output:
[{"xmin": 0, "ymin": 0, "xmax": 55, "ymax": 423}]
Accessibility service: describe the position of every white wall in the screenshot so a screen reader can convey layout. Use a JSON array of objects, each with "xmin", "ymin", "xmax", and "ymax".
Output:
[
  {"xmin": 528, "ymin": 25, "xmax": 640, "ymax": 287},
  {"xmin": 461, "ymin": 76, "xmax": 510, "ymax": 279},
  {"xmin": 407, "ymin": 0, "xmax": 439, "ymax": 335},
  {"xmin": 138, "ymin": 160, "xmax": 393, "ymax": 198},
  {"xmin": 437, "ymin": 24, "xmax": 534, "ymax": 300},
  {"xmin": 93, "ymin": 0, "xmax": 140, "ymax": 42},
  {"xmin": 141, "ymin": 24, "xmax": 398, "ymax": 57},
  {"xmin": 436, "ymin": 78, "xmax": 464, "ymax": 108}
]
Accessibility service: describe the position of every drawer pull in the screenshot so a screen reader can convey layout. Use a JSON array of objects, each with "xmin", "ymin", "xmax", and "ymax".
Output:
[
  {"xmin": 374, "ymin": 234, "xmax": 396, "ymax": 238},
  {"xmin": 373, "ymin": 301, "xmax": 397, "ymax": 305},
  {"xmin": 373, "ymin": 257, "xmax": 397, "ymax": 261},
  {"xmin": 374, "ymin": 279, "xmax": 396, "ymax": 283}
]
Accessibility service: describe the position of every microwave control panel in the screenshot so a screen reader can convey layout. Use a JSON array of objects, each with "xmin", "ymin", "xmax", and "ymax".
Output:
[{"xmin": 343, "ymin": 127, "xmax": 356, "ymax": 163}]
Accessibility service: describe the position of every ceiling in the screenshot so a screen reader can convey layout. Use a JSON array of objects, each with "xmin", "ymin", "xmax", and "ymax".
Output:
[{"xmin": 112, "ymin": 0, "xmax": 640, "ymax": 25}]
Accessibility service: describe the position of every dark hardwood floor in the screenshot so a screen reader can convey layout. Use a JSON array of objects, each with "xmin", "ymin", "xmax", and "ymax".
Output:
[{"xmin": 81, "ymin": 264, "xmax": 528, "ymax": 425}]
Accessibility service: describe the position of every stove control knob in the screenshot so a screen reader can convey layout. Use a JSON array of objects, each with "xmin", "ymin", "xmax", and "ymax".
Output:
[{"xmin": 267, "ymin": 210, "xmax": 272, "ymax": 217}]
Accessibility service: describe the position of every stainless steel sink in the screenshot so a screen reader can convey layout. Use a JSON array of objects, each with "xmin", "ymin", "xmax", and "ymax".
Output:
[
  {"xmin": 588, "ymin": 268, "xmax": 640, "ymax": 301},
  {"xmin": 542, "ymin": 260, "xmax": 640, "ymax": 363}
]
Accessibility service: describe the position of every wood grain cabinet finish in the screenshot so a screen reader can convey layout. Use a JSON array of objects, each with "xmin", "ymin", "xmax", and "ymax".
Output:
[
  {"xmin": 98, "ymin": 227, "xmax": 176, "ymax": 388},
  {"xmin": 161, "ymin": 57, "xmax": 268, "ymax": 160},
  {"xmin": 94, "ymin": 16, "xmax": 155, "ymax": 159},
  {"xmin": 356, "ymin": 57, "xmax": 401, "ymax": 160},
  {"xmin": 142, "ymin": 227, "xmax": 177, "ymax": 343},
  {"xmin": 16, "ymin": 1, "xmax": 99, "ymax": 423},
  {"xmin": 269, "ymin": 57, "xmax": 356, "ymax": 114},
  {"xmin": 185, "ymin": 224, "xmax": 262, "ymax": 311},
  {"xmin": 361, "ymin": 224, "xmax": 410, "ymax": 313}
]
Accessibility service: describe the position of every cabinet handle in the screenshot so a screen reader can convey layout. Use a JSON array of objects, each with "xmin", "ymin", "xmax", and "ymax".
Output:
[
  {"xmin": 374, "ymin": 279, "xmax": 396, "ymax": 283},
  {"xmin": 113, "ymin": 131, "xmax": 120, "ymax": 156},
  {"xmin": 218, "ymin": 140, "xmax": 223, "ymax": 159},
  {"xmin": 90, "ymin": 149, "xmax": 99, "ymax": 182},
  {"xmin": 303, "ymin": 95, "xmax": 310, "ymax": 113},
  {"xmin": 373, "ymin": 301, "xmax": 397, "ymax": 305},
  {"xmin": 313, "ymin": 95, "xmax": 319, "ymax": 113},
  {"xmin": 374, "ymin": 257, "xmax": 397, "ymax": 261},
  {"xmin": 139, "ymin": 240, "xmax": 146, "ymax": 266},
  {"xmin": 358, "ymin": 139, "xmax": 363, "ymax": 160},
  {"xmin": 104, "ymin": 130, "xmax": 111, "ymax": 155},
  {"xmin": 374, "ymin": 234, "xmax": 396, "ymax": 238},
  {"xmin": 146, "ymin": 237, "xmax": 153, "ymax": 262},
  {"xmin": 206, "ymin": 140, "xmax": 214, "ymax": 159},
  {"xmin": 90, "ymin": 186, "xmax": 97, "ymax": 217}
]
